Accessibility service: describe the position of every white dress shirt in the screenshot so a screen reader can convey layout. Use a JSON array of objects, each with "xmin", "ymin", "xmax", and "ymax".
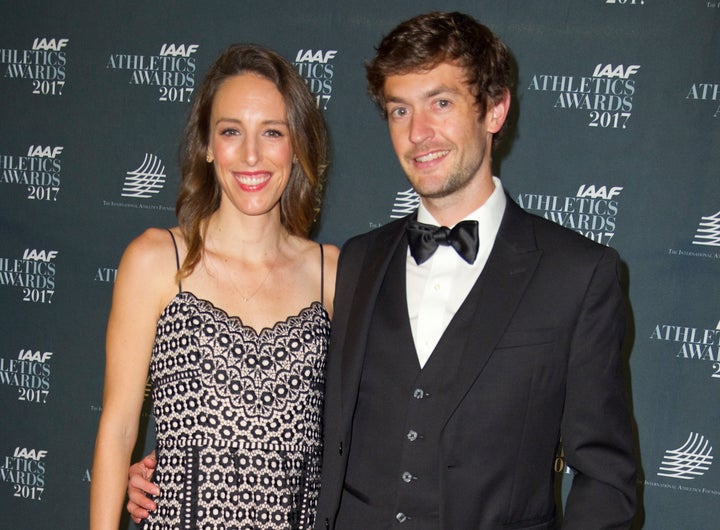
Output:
[{"xmin": 407, "ymin": 177, "xmax": 507, "ymax": 368}]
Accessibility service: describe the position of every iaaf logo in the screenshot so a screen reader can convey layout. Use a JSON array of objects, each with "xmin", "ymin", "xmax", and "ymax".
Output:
[
  {"xmin": 294, "ymin": 49, "xmax": 338, "ymax": 110},
  {"xmin": 1, "ymin": 37, "xmax": 68, "ymax": 96},
  {"xmin": 526, "ymin": 62, "xmax": 640, "ymax": 129},
  {"xmin": 576, "ymin": 184, "xmax": 623, "ymax": 199},
  {"xmin": 0, "ymin": 248, "xmax": 57, "ymax": 304},
  {"xmin": 515, "ymin": 182, "xmax": 621, "ymax": 246},
  {"xmin": 26, "ymin": 145, "xmax": 63, "ymax": 158},
  {"xmin": 159, "ymin": 43, "xmax": 198, "ymax": 57},
  {"xmin": 0, "ymin": 144, "xmax": 62, "ymax": 200},
  {"xmin": 31, "ymin": 38, "xmax": 68, "ymax": 51},
  {"xmin": 294, "ymin": 49, "xmax": 337, "ymax": 63},
  {"xmin": 23, "ymin": 249, "xmax": 58, "ymax": 262},
  {"xmin": 2, "ymin": 446, "xmax": 47, "ymax": 500},
  {"xmin": 122, "ymin": 153, "xmax": 166, "ymax": 198},
  {"xmin": 105, "ymin": 43, "xmax": 197, "ymax": 102},
  {"xmin": 658, "ymin": 432, "xmax": 713, "ymax": 480},
  {"xmin": 18, "ymin": 349, "xmax": 53, "ymax": 363},
  {"xmin": 591, "ymin": 64, "xmax": 640, "ymax": 79},
  {"xmin": 13, "ymin": 447, "xmax": 48, "ymax": 460}
]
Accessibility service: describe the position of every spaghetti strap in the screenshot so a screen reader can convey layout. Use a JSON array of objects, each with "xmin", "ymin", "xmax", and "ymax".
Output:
[
  {"xmin": 166, "ymin": 229, "xmax": 183, "ymax": 293},
  {"xmin": 319, "ymin": 243, "xmax": 324, "ymax": 304}
]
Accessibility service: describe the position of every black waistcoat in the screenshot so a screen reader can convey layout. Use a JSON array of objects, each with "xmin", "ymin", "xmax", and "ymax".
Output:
[{"xmin": 337, "ymin": 241, "xmax": 480, "ymax": 529}]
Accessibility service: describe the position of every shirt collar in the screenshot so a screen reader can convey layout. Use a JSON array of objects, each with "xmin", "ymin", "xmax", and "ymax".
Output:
[{"xmin": 416, "ymin": 176, "xmax": 507, "ymax": 235}]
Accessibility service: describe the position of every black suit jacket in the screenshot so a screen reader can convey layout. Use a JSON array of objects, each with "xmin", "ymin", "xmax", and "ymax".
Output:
[{"xmin": 316, "ymin": 197, "xmax": 636, "ymax": 529}]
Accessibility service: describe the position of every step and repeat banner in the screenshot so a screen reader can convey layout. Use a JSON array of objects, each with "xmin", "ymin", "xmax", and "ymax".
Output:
[{"xmin": 1, "ymin": 1, "xmax": 718, "ymax": 528}]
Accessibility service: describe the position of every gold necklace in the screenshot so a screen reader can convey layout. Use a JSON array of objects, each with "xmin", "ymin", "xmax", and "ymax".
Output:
[
  {"xmin": 239, "ymin": 250, "xmax": 279, "ymax": 303},
  {"xmin": 206, "ymin": 221, "xmax": 284, "ymax": 303},
  {"xmin": 241, "ymin": 266, "xmax": 271, "ymax": 302}
]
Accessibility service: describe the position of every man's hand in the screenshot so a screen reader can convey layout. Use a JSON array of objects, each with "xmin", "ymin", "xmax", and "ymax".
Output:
[{"xmin": 126, "ymin": 452, "xmax": 159, "ymax": 523}]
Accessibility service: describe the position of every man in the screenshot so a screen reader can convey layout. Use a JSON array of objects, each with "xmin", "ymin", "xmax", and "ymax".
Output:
[
  {"xmin": 128, "ymin": 11, "xmax": 636, "ymax": 529},
  {"xmin": 315, "ymin": 11, "xmax": 636, "ymax": 529}
]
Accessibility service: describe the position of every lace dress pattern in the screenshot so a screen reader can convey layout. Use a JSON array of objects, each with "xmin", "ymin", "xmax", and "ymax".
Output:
[{"xmin": 143, "ymin": 292, "xmax": 328, "ymax": 530}]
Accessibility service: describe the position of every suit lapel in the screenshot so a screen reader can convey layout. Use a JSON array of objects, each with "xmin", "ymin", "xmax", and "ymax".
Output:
[
  {"xmin": 336, "ymin": 201, "xmax": 542, "ymax": 430},
  {"xmin": 439, "ymin": 199, "xmax": 543, "ymax": 426}
]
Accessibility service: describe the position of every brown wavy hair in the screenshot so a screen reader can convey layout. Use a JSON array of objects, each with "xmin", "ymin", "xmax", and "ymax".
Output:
[
  {"xmin": 176, "ymin": 43, "xmax": 329, "ymax": 278},
  {"xmin": 366, "ymin": 11, "xmax": 513, "ymax": 144}
]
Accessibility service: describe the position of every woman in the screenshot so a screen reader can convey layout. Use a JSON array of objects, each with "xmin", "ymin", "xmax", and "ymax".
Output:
[{"xmin": 90, "ymin": 44, "xmax": 338, "ymax": 529}]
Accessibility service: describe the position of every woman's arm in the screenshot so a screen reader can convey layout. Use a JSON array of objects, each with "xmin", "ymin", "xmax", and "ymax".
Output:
[{"xmin": 89, "ymin": 229, "xmax": 174, "ymax": 529}]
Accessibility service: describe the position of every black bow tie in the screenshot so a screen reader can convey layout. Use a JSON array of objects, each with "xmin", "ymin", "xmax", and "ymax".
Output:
[{"xmin": 406, "ymin": 219, "xmax": 479, "ymax": 265}]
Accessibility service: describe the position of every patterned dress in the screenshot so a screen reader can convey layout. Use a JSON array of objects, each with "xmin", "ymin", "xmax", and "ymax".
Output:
[{"xmin": 143, "ymin": 290, "xmax": 329, "ymax": 530}]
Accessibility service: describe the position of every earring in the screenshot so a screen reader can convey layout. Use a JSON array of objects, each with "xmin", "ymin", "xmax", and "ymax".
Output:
[
  {"xmin": 206, "ymin": 153, "xmax": 213, "ymax": 163},
  {"xmin": 292, "ymin": 155, "xmax": 299, "ymax": 165}
]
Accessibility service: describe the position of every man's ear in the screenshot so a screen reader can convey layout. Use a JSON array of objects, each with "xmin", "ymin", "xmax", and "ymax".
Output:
[{"xmin": 486, "ymin": 89, "xmax": 511, "ymax": 134}]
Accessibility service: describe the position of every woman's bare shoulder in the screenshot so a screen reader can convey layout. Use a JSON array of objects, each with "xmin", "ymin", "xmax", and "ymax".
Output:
[
  {"xmin": 321, "ymin": 242, "xmax": 339, "ymax": 271},
  {"xmin": 118, "ymin": 227, "xmax": 180, "ymax": 285},
  {"xmin": 291, "ymin": 238, "xmax": 339, "ymax": 268}
]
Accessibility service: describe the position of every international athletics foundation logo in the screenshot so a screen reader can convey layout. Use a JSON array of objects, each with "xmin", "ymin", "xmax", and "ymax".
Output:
[
  {"xmin": 122, "ymin": 153, "xmax": 166, "ymax": 198},
  {"xmin": 692, "ymin": 211, "xmax": 720, "ymax": 247},
  {"xmin": 667, "ymin": 208, "xmax": 720, "ymax": 260},
  {"xmin": 657, "ymin": 432, "xmax": 714, "ymax": 480},
  {"xmin": 390, "ymin": 189, "xmax": 420, "ymax": 219},
  {"xmin": 101, "ymin": 152, "xmax": 173, "ymax": 212}
]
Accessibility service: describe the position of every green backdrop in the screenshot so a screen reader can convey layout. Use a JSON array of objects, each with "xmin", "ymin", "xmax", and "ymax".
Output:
[{"xmin": 1, "ymin": 1, "xmax": 719, "ymax": 528}]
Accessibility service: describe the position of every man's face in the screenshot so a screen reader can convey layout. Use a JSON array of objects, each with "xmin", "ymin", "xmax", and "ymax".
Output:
[{"xmin": 383, "ymin": 62, "xmax": 502, "ymax": 207}]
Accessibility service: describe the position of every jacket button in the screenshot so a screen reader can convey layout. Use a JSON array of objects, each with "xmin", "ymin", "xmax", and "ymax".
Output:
[
  {"xmin": 407, "ymin": 430, "xmax": 418, "ymax": 442},
  {"xmin": 401, "ymin": 471, "xmax": 415, "ymax": 483},
  {"xmin": 396, "ymin": 512, "xmax": 408, "ymax": 523}
]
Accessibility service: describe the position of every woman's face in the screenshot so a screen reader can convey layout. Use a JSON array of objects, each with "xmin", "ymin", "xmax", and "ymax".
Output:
[{"xmin": 207, "ymin": 73, "xmax": 294, "ymax": 220}]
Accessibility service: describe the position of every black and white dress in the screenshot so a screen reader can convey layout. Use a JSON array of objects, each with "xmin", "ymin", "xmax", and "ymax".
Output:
[{"xmin": 143, "ymin": 234, "xmax": 328, "ymax": 530}]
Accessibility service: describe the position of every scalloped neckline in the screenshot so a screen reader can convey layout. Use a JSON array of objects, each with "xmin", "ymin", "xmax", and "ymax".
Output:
[{"xmin": 166, "ymin": 290, "xmax": 328, "ymax": 335}]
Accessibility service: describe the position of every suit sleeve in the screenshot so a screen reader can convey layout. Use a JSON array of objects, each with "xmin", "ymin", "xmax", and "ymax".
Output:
[
  {"xmin": 315, "ymin": 235, "xmax": 368, "ymax": 529},
  {"xmin": 561, "ymin": 247, "xmax": 637, "ymax": 529}
]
